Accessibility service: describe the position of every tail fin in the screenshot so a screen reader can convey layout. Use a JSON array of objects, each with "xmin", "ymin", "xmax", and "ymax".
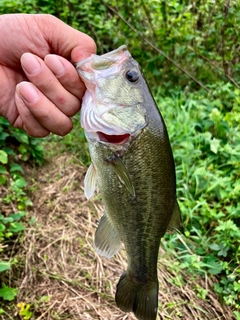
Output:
[{"xmin": 115, "ymin": 272, "xmax": 159, "ymax": 320}]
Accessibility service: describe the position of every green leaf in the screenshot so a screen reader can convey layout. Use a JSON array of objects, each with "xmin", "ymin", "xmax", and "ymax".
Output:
[
  {"xmin": 209, "ymin": 243, "xmax": 220, "ymax": 251},
  {"xmin": 0, "ymin": 117, "xmax": 9, "ymax": 126},
  {"xmin": 9, "ymin": 211, "xmax": 26, "ymax": 221},
  {"xmin": 0, "ymin": 175, "xmax": 7, "ymax": 185},
  {"xmin": 13, "ymin": 177, "xmax": 27, "ymax": 188},
  {"xmin": 0, "ymin": 165, "xmax": 7, "ymax": 174},
  {"xmin": 0, "ymin": 308, "xmax": 5, "ymax": 314},
  {"xmin": 210, "ymin": 138, "xmax": 221, "ymax": 154},
  {"xmin": 8, "ymin": 222, "xmax": 24, "ymax": 233},
  {"xmin": 0, "ymin": 216, "xmax": 13, "ymax": 223},
  {"xmin": 0, "ymin": 132, "xmax": 9, "ymax": 141},
  {"xmin": 3, "ymin": 147, "xmax": 15, "ymax": 155},
  {"xmin": 0, "ymin": 285, "xmax": 18, "ymax": 301},
  {"xmin": 0, "ymin": 261, "xmax": 11, "ymax": 272},
  {"xmin": 23, "ymin": 199, "xmax": 33, "ymax": 207},
  {"xmin": 10, "ymin": 163, "xmax": 24, "ymax": 173},
  {"xmin": 0, "ymin": 150, "xmax": 8, "ymax": 164},
  {"xmin": 13, "ymin": 131, "xmax": 29, "ymax": 144},
  {"xmin": 233, "ymin": 311, "xmax": 240, "ymax": 320},
  {"xmin": 234, "ymin": 281, "xmax": 240, "ymax": 292}
]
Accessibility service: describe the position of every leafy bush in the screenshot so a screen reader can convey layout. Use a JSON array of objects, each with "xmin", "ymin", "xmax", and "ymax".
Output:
[
  {"xmin": 158, "ymin": 85, "xmax": 240, "ymax": 310},
  {"xmin": 0, "ymin": 117, "xmax": 44, "ymax": 303}
]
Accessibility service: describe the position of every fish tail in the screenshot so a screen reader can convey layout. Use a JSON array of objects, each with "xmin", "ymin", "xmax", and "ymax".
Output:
[{"xmin": 115, "ymin": 271, "xmax": 158, "ymax": 320}]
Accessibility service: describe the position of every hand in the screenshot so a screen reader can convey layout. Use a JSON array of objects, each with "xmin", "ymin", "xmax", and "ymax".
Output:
[{"xmin": 0, "ymin": 14, "xmax": 96, "ymax": 137}]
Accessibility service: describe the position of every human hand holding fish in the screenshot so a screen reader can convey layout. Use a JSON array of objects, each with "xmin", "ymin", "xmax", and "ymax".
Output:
[
  {"xmin": 76, "ymin": 46, "xmax": 183, "ymax": 320},
  {"xmin": 0, "ymin": 14, "xmax": 96, "ymax": 137}
]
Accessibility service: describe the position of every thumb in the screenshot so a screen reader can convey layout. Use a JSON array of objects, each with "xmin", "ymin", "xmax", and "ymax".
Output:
[{"xmin": 41, "ymin": 14, "xmax": 96, "ymax": 62}]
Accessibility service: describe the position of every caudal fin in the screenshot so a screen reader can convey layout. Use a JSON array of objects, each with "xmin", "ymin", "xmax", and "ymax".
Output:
[{"xmin": 115, "ymin": 272, "xmax": 159, "ymax": 320}]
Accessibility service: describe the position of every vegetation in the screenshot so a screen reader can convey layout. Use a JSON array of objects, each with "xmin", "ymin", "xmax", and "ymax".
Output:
[
  {"xmin": 0, "ymin": 0, "xmax": 239, "ymax": 319},
  {"xmin": 159, "ymin": 88, "xmax": 240, "ymax": 311},
  {"xmin": 0, "ymin": 117, "xmax": 44, "ymax": 306}
]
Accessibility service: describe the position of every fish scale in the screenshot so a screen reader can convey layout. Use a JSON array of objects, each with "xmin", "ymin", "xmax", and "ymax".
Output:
[{"xmin": 76, "ymin": 45, "xmax": 183, "ymax": 320}]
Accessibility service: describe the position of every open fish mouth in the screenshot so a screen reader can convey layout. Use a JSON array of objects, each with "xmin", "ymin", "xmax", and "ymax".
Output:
[{"xmin": 97, "ymin": 132, "xmax": 130, "ymax": 144}]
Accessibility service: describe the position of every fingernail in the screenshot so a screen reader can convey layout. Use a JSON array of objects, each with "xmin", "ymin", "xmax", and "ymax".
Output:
[
  {"xmin": 45, "ymin": 55, "xmax": 65, "ymax": 77},
  {"xmin": 21, "ymin": 53, "xmax": 41, "ymax": 75},
  {"xmin": 16, "ymin": 82, "xmax": 39, "ymax": 103}
]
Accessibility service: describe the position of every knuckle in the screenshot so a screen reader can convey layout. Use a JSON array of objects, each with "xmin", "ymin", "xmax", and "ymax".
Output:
[{"xmin": 56, "ymin": 95, "xmax": 80, "ymax": 117}]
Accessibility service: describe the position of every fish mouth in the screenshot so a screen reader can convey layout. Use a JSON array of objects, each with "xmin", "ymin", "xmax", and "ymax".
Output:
[{"xmin": 97, "ymin": 132, "xmax": 130, "ymax": 144}]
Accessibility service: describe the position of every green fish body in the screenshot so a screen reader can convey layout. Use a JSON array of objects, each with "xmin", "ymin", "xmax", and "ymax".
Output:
[{"xmin": 76, "ymin": 45, "xmax": 182, "ymax": 320}]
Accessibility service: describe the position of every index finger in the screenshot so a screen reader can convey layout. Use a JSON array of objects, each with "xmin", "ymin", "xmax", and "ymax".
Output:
[{"xmin": 44, "ymin": 54, "xmax": 85, "ymax": 100}]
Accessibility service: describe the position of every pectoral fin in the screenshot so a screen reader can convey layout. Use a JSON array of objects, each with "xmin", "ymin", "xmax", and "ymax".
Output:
[
  {"xmin": 167, "ymin": 200, "xmax": 184, "ymax": 233},
  {"xmin": 94, "ymin": 212, "xmax": 122, "ymax": 259},
  {"xmin": 84, "ymin": 163, "xmax": 97, "ymax": 200},
  {"xmin": 106, "ymin": 154, "xmax": 135, "ymax": 197}
]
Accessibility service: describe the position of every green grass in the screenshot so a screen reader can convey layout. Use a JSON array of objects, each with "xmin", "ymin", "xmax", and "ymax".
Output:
[{"xmin": 156, "ymin": 86, "xmax": 240, "ymax": 311}]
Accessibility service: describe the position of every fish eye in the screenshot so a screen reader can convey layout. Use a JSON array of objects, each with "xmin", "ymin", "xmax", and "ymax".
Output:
[{"xmin": 125, "ymin": 70, "xmax": 139, "ymax": 83}]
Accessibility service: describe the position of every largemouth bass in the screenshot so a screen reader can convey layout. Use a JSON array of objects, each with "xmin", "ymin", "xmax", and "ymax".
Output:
[{"xmin": 76, "ymin": 45, "xmax": 182, "ymax": 320}]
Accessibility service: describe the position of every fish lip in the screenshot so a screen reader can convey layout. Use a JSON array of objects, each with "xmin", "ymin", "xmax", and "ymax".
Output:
[
  {"xmin": 97, "ymin": 132, "xmax": 130, "ymax": 144},
  {"xmin": 75, "ymin": 45, "xmax": 129, "ymax": 71}
]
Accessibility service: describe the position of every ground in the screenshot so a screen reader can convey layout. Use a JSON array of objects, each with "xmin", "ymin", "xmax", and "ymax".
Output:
[{"xmin": 1, "ymin": 153, "xmax": 236, "ymax": 320}]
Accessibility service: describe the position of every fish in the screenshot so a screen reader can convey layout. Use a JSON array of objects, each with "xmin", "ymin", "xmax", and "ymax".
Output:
[{"xmin": 75, "ymin": 45, "xmax": 183, "ymax": 320}]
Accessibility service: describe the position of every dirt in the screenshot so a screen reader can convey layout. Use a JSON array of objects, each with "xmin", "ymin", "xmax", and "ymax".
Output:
[{"xmin": 1, "ymin": 154, "xmax": 236, "ymax": 320}]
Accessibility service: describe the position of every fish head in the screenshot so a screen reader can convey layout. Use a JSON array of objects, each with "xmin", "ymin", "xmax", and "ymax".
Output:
[{"xmin": 76, "ymin": 45, "xmax": 147, "ymax": 148}]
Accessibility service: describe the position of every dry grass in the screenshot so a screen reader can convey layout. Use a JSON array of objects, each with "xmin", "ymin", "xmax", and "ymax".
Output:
[{"xmin": 2, "ymin": 155, "xmax": 235, "ymax": 320}]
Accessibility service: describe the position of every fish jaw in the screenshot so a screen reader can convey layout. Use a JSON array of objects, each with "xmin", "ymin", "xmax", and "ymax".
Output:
[{"xmin": 75, "ymin": 45, "xmax": 130, "ymax": 81}]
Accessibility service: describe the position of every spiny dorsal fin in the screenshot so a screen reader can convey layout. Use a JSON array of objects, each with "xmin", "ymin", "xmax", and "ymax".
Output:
[
  {"xmin": 94, "ymin": 212, "xmax": 122, "ymax": 259},
  {"xmin": 84, "ymin": 163, "xmax": 97, "ymax": 200},
  {"xmin": 167, "ymin": 200, "xmax": 184, "ymax": 233},
  {"xmin": 106, "ymin": 154, "xmax": 135, "ymax": 197}
]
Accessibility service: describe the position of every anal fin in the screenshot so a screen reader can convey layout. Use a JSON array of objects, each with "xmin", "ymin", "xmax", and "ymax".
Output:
[{"xmin": 94, "ymin": 213, "xmax": 122, "ymax": 259}]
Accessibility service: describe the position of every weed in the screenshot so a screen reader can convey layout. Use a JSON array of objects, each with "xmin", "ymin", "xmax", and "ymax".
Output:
[{"xmin": 17, "ymin": 302, "xmax": 33, "ymax": 320}]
